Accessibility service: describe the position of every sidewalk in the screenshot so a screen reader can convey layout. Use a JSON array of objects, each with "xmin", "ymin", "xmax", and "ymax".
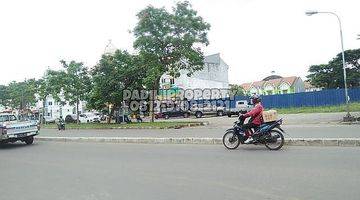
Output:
[
  {"xmin": 39, "ymin": 123, "xmax": 360, "ymax": 139},
  {"xmin": 36, "ymin": 112, "xmax": 360, "ymax": 148}
]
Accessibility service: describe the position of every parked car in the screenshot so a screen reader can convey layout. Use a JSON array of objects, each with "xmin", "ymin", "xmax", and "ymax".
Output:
[
  {"xmin": 190, "ymin": 103, "xmax": 225, "ymax": 118},
  {"xmin": 83, "ymin": 113, "xmax": 100, "ymax": 123},
  {"xmin": 155, "ymin": 109, "xmax": 190, "ymax": 119},
  {"xmin": 0, "ymin": 113, "xmax": 39, "ymax": 145},
  {"xmin": 65, "ymin": 114, "xmax": 88, "ymax": 123},
  {"xmin": 43, "ymin": 116, "xmax": 56, "ymax": 123},
  {"xmin": 226, "ymin": 100, "xmax": 253, "ymax": 117}
]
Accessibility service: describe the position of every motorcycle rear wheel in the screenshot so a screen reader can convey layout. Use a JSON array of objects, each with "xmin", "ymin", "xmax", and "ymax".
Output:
[
  {"xmin": 223, "ymin": 130, "xmax": 240, "ymax": 150},
  {"xmin": 264, "ymin": 130, "xmax": 284, "ymax": 150}
]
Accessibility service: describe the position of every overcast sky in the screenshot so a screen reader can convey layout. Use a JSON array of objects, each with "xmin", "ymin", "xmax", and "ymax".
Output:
[{"xmin": 0, "ymin": 0, "xmax": 359, "ymax": 85}]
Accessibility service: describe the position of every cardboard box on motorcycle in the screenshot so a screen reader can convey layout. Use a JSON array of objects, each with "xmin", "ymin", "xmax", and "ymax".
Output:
[{"xmin": 262, "ymin": 110, "xmax": 278, "ymax": 123}]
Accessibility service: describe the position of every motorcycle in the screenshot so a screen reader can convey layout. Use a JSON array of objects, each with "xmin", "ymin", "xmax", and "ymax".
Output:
[
  {"xmin": 223, "ymin": 118, "xmax": 285, "ymax": 150},
  {"xmin": 56, "ymin": 119, "xmax": 66, "ymax": 131}
]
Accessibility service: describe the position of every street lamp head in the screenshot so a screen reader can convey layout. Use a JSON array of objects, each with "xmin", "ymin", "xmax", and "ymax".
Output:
[{"xmin": 305, "ymin": 11, "xmax": 318, "ymax": 16}]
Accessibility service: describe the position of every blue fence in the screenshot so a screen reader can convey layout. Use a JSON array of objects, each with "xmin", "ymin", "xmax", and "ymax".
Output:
[{"xmin": 232, "ymin": 88, "xmax": 360, "ymax": 109}]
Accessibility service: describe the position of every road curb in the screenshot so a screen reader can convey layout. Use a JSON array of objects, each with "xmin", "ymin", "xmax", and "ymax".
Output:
[{"xmin": 35, "ymin": 137, "xmax": 360, "ymax": 147}]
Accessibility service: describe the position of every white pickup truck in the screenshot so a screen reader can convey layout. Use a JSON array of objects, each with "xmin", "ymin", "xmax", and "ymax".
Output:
[
  {"xmin": 226, "ymin": 100, "xmax": 254, "ymax": 117},
  {"xmin": 0, "ymin": 113, "xmax": 40, "ymax": 145}
]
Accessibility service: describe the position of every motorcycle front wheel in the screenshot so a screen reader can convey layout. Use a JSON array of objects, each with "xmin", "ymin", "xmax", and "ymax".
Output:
[
  {"xmin": 264, "ymin": 130, "xmax": 284, "ymax": 150},
  {"xmin": 223, "ymin": 130, "xmax": 240, "ymax": 150}
]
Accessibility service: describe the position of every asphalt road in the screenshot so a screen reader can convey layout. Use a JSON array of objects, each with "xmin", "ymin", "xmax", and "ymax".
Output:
[{"xmin": 1, "ymin": 142, "xmax": 359, "ymax": 200}]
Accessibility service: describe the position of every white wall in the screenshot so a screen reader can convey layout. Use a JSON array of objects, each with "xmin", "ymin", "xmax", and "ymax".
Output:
[
  {"xmin": 36, "ymin": 95, "xmax": 86, "ymax": 118},
  {"xmin": 160, "ymin": 54, "xmax": 229, "ymax": 92}
]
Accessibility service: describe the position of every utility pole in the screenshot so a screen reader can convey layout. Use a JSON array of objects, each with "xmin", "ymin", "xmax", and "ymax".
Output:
[{"xmin": 305, "ymin": 11, "xmax": 353, "ymax": 121}]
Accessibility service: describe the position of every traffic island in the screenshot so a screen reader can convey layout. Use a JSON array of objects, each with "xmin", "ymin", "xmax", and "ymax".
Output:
[{"xmin": 41, "ymin": 121, "xmax": 209, "ymax": 130}]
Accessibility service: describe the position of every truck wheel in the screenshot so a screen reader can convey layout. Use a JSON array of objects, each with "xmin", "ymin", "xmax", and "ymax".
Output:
[
  {"xmin": 217, "ymin": 110, "xmax": 224, "ymax": 116},
  {"xmin": 195, "ymin": 111, "xmax": 203, "ymax": 118},
  {"xmin": 227, "ymin": 113, "xmax": 232, "ymax": 117},
  {"xmin": 164, "ymin": 114, "xmax": 170, "ymax": 119},
  {"xmin": 24, "ymin": 136, "xmax": 34, "ymax": 145}
]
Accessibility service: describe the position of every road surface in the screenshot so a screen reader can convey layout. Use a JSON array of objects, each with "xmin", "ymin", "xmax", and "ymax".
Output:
[{"xmin": 1, "ymin": 142, "xmax": 359, "ymax": 200}]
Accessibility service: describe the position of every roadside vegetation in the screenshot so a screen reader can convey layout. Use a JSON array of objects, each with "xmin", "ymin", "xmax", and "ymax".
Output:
[
  {"xmin": 275, "ymin": 102, "xmax": 360, "ymax": 114},
  {"xmin": 42, "ymin": 121, "xmax": 204, "ymax": 129}
]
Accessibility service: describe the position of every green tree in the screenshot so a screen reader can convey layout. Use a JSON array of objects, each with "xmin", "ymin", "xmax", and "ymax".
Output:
[
  {"xmin": 59, "ymin": 60, "xmax": 91, "ymax": 124},
  {"xmin": 307, "ymin": 49, "xmax": 360, "ymax": 89},
  {"xmin": 133, "ymin": 1, "xmax": 210, "ymax": 121},
  {"xmin": 229, "ymin": 84, "xmax": 245, "ymax": 96},
  {"xmin": 37, "ymin": 69, "xmax": 64, "ymax": 123},
  {"xmin": 88, "ymin": 50, "xmax": 144, "ymax": 123},
  {"xmin": 0, "ymin": 85, "xmax": 9, "ymax": 107},
  {"xmin": 7, "ymin": 79, "xmax": 38, "ymax": 110}
]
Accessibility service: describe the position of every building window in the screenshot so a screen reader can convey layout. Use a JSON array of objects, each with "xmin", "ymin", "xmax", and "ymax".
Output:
[
  {"xmin": 48, "ymin": 101, "xmax": 53, "ymax": 106},
  {"xmin": 161, "ymin": 78, "xmax": 166, "ymax": 83},
  {"xmin": 170, "ymin": 78, "xmax": 175, "ymax": 85}
]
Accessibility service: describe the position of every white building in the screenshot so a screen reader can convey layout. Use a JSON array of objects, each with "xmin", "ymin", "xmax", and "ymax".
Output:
[
  {"xmin": 36, "ymin": 95, "xmax": 86, "ymax": 118},
  {"xmin": 0, "ymin": 105, "xmax": 5, "ymax": 112},
  {"xmin": 160, "ymin": 53, "xmax": 229, "ymax": 91}
]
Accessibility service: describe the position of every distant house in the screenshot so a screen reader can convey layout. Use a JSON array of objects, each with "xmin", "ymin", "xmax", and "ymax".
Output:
[
  {"xmin": 304, "ymin": 81, "xmax": 322, "ymax": 92},
  {"xmin": 241, "ymin": 75, "xmax": 305, "ymax": 95}
]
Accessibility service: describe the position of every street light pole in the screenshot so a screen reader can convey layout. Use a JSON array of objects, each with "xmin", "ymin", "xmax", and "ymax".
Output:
[{"xmin": 305, "ymin": 11, "xmax": 352, "ymax": 120}]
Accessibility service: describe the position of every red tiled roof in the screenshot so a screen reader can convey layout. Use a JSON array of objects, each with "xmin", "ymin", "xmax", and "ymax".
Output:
[
  {"xmin": 241, "ymin": 82, "xmax": 252, "ymax": 91},
  {"xmin": 240, "ymin": 76, "xmax": 299, "ymax": 91}
]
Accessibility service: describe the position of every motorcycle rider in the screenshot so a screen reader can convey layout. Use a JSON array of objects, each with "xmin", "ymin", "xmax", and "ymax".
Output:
[
  {"xmin": 239, "ymin": 95, "xmax": 264, "ymax": 144},
  {"xmin": 57, "ymin": 116, "xmax": 65, "ymax": 131}
]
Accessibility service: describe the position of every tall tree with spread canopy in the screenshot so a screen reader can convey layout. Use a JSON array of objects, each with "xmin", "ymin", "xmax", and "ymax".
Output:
[
  {"xmin": 88, "ymin": 50, "xmax": 144, "ymax": 123},
  {"xmin": 307, "ymin": 49, "xmax": 360, "ymax": 89},
  {"xmin": 59, "ymin": 60, "xmax": 91, "ymax": 124},
  {"xmin": 37, "ymin": 69, "xmax": 65, "ymax": 123},
  {"xmin": 133, "ymin": 1, "xmax": 210, "ymax": 121},
  {"xmin": 6, "ymin": 79, "xmax": 38, "ymax": 110}
]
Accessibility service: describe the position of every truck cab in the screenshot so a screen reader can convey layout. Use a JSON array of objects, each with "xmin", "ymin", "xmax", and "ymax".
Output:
[
  {"xmin": 226, "ymin": 100, "xmax": 253, "ymax": 117},
  {"xmin": 0, "ymin": 113, "xmax": 40, "ymax": 145}
]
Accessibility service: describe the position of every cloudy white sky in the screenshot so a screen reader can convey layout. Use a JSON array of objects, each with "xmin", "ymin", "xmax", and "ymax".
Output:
[{"xmin": 0, "ymin": 0, "xmax": 359, "ymax": 85}]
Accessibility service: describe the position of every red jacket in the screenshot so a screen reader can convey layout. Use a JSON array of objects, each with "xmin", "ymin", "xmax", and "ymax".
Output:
[{"xmin": 243, "ymin": 103, "xmax": 264, "ymax": 125}]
